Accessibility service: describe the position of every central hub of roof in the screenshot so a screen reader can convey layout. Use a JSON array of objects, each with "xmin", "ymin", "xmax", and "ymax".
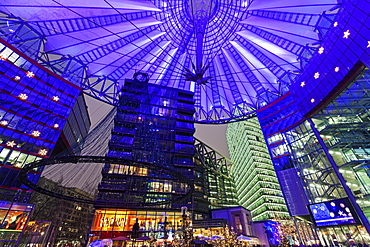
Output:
[{"xmin": 185, "ymin": 0, "xmax": 218, "ymax": 21}]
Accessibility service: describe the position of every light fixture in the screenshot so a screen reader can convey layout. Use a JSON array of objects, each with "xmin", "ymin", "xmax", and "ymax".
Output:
[
  {"xmin": 26, "ymin": 71, "xmax": 35, "ymax": 78},
  {"xmin": 52, "ymin": 96, "xmax": 60, "ymax": 102},
  {"xmin": 300, "ymin": 81, "xmax": 305, "ymax": 87},
  {"xmin": 314, "ymin": 72, "xmax": 320, "ymax": 79},
  {"xmin": 38, "ymin": 149, "xmax": 48, "ymax": 156},
  {"xmin": 18, "ymin": 93, "xmax": 28, "ymax": 100},
  {"xmin": 14, "ymin": 76, "xmax": 21, "ymax": 81},
  {"xmin": 0, "ymin": 120, "xmax": 8, "ymax": 126},
  {"xmin": 311, "ymin": 98, "xmax": 315, "ymax": 103},
  {"xmin": 31, "ymin": 130, "xmax": 41, "ymax": 137},
  {"xmin": 6, "ymin": 140, "xmax": 16, "ymax": 148},
  {"xmin": 335, "ymin": 67, "xmax": 340, "ymax": 72},
  {"xmin": 333, "ymin": 22, "xmax": 338, "ymax": 27},
  {"xmin": 343, "ymin": 30, "xmax": 350, "ymax": 39},
  {"xmin": 318, "ymin": 47, "xmax": 324, "ymax": 54},
  {"xmin": 367, "ymin": 41, "xmax": 370, "ymax": 48}
]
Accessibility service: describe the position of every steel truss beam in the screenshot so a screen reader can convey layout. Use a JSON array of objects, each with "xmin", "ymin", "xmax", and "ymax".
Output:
[{"xmin": 30, "ymin": 11, "xmax": 155, "ymax": 36}]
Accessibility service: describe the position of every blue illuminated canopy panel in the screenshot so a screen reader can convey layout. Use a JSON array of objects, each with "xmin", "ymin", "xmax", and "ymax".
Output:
[{"xmin": 0, "ymin": 0, "xmax": 340, "ymax": 123}]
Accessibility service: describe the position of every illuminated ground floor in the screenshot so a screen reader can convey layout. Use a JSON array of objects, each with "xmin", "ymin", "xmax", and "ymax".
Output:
[{"xmin": 89, "ymin": 208, "xmax": 188, "ymax": 241}]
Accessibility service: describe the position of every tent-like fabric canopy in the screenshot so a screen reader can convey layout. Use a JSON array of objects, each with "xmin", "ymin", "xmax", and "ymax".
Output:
[{"xmin": 0, "ymin": 0, "xmax": 340, "ymax": 123}]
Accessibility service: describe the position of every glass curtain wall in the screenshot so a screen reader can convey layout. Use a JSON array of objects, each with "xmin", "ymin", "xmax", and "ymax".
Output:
[{"xmin": 283, "ymin": 68, "xmax": 370, "ymax": 244}]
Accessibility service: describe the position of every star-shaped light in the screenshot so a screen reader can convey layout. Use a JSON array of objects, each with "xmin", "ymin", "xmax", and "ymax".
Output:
[
  {"xmin": 343, "ymin": 30, "xmax": 350, "ymax": 39},
  {"xmin": 14, "ymin": 76, "xmax": 21, "ymax": 81},
  {"xmin": 53, "ymin": 123, "xmax": 59, "ymax": 128},
  {"xmin": 26, "ymin": 71, "xmax": 35, "ymax": 78},
  {"xmin": 6, "ymin": 140, "xmax": 16, "ymax": 148},
  {"xmin": 318, "ymin": 47, "xmax": 324, "ymax": 54},
  {"xmin": 0, "ymin": 53, "xmax": 7, "ymax": 61},
  {"xmin": 311, "ymin": 98, "xmax": 315, "ymax": 103},
  {"xmin": 52, "ymin": 96, "xmax": 60, "ymax": 102},
  {"xmin": 300, "ymin": 81, "xmax": 306, "ymax": 87},
  {"xmin": 333, "ymin": 22, "xmax": 338, "ymax": 27},
  {"xmin": 31, "ymin": 130, "xmax": 41, "ymax": 137},
  {"xmin": 367, "ymin": 41, "xmax": 370, "ymax": 48},
  {"xmin": 0, "ymin": 120, "xmax": 8, "ymax": 126},
  {"xmin": 314, "ymin": 72, "xmax": 320, "ymax": 79},
  {"xmin": 38, "ymin": 149, "xmax": 48, "ymax": 156},
  {"xmin": 335, "ymin": 67, "xmax": 340, "ymax": 72},
  {"xmin": 18, "ymin": 93, "xmax": 28, "ymax": 100}
]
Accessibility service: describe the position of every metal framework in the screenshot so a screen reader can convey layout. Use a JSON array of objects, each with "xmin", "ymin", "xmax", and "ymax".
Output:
[
  {"xmin": 193, "ymin": 137, "xmax": 238, "ymax": 213},
  {"xmin": 19, "ymin": 156, "xmax": 194, "ymax": 206},
  {"xmin": 0, "ymin": 0, "xmax": 340, "ymax": 123}
]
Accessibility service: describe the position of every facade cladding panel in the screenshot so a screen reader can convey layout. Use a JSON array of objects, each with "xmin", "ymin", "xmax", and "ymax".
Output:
[
  {"xmin": 0, "ymin": 39, "xmax": 81, "ymax": 193},
  {"xmin": 257, "ymin": 0, "xmax": 370, "ymax": 244}
]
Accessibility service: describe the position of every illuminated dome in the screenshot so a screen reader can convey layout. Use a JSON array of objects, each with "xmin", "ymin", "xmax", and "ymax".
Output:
[{"xmin": 0, "ymin": 0, "xmax": 340, "ymax": 123}]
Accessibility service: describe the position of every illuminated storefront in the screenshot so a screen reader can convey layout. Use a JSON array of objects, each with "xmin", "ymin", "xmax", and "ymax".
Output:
[
  {"xmin": 0, "ymin": 201, "xmax": 33, "ymax": 244},
  {"xmin": 90, "ymin": 209, "xmax": 185, "ymax": 240}
]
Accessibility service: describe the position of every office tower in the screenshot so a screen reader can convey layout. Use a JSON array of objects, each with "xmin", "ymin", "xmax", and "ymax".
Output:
[
  {"xmin": 226, "ymin": 118, "xmax": 290, "ymax": 222},
  {"xmin": 52, "ymin": 93, "xmax": 91, "ymax": 156},
  {"xmin": 89, "ymin": 72, "xmax": 196, "ymax": 240}
]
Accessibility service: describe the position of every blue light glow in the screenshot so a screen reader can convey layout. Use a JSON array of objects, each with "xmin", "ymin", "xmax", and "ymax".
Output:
[{"xmin": 0, "ymin": 0, "xmax": 340, "ymax": 123}]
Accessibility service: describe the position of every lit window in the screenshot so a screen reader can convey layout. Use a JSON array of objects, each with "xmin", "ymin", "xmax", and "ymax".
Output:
[
  {"xmin": 26, "ymin": 71, "xmax": 35, "ymax": 78},
  {"xmin": 31, "ymin": 130, "xmax": 41, "ymax": 137},
  {"xmin": 0, "ymin": 53, "xmax": 7, "ymax": 60},
  {"xmin": 38, "ymin": 149, "xmax": 48, "ymax": 156},
  {"xmin": 6, "ymin": 140, "xmax": 16, "ymax": 148},
  {"xmin": 18, "ymin": 93, "xmax": 28, "ymax": 100}
]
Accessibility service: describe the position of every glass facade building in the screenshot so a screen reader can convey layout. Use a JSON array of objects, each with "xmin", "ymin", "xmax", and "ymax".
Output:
[
  {"xmin": 255, "ymin": 1, "xmax": 370, "ymax": 244},
  {"xmin": 90, "ymin": 73, "xmax": 196, "ymax": 240},
  {"xmin": 0, "ymin": 38, "xmax": 81, "ymax": 244},
  {"xmin": 226, "ymin": 118, "xmax": 290, "ymax": 222}
]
